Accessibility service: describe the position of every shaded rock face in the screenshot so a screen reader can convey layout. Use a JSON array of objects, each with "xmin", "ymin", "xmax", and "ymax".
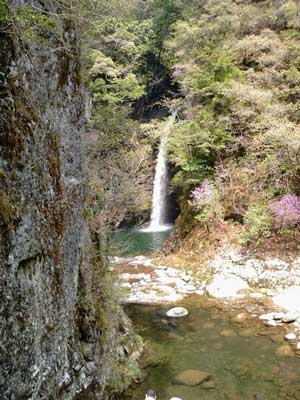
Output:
[{"xmin": 0, "ymin": 2, "xmax": 140, "ymax": 399}]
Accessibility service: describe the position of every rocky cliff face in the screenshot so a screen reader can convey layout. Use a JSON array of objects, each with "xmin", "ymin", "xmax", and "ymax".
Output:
[{"xmin": 0, "ymin": 2, "xmax": 140, "ymax": 399}]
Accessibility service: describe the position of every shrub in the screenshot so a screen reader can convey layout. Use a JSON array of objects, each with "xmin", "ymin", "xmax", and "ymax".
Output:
[
  {"xmin": 190, "ymin": 179, "xmax": 213, "ymax": 209},
  {"xmin": 269, "ymin": 194, "xmax": 300, "ymax": 229},
  {"xmin": 190, "ymin": 179, "xmax": 224, "ymax": 227},
  {"xmin": 243, "ymin": 203, "xmax": 273, "ymax": 244}
]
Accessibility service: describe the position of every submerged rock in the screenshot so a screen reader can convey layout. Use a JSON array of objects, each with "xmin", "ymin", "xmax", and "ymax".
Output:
[
  {"xmin": 232, "ymin": 312, "xmax": 248, "ymax": 323},
  {"xmin": 174, "ymin": 369, "xmax": 210, "ymax": 386},
  {"xmin": 275, "ymin": 345, "xmax": 294, "ymax": 357},
  {"xmin": 202, "ymin": 379, "xmax": 216, "ymax": 389},
  {"xmin": 220, "ymin": 329, "xmax": 237, "ymax": 337}
]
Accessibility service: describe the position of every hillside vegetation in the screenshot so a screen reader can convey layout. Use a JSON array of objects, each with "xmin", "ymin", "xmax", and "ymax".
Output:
[{"xmin": 83, "ymin": 0, "xmax": 300, "ymax": 249}]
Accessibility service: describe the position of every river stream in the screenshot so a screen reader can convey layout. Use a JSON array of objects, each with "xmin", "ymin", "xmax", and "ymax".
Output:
[{"xmin": 112, "ymin": 231, "xmax": 300, "ymax": 400}]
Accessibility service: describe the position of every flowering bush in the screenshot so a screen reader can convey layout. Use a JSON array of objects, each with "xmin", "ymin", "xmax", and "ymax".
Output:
[
  {"xmin": 190, "ymin": 180, "xmax": 224, "ymax": 226},
  {"xmin": 269, "ymin": 194, "xmax": 300, "ymax": 229},
  {"xmin": 190, "ymin": 179, "xmax": 213, "ymax": 209},
  {"xmin": 172, "ymin": 66, "xmax": 182, "ymax": 79}
]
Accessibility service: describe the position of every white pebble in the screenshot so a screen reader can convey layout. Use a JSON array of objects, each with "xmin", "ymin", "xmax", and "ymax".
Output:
[
  {"xmin": 285, "ymin": 333, "xmax": 297, "ymax": 341},
  {"xmin": 266, "ymin": 320, "xmax": 277, "ymax": 327},
  {"xmin": 273, "ymin": 312, "xmax": 284, "ymax": 320},
  {"xmin": 259, "ymin": 312, "xmax": 275, "ymax": 321},
  {"xmin": 283, "ymin": 311, "xmax": 299, "ymax": 323},
  {"xmin": 296, "ymin": 342, "xmax": 300, "ymax": 351},
  {"xmin": 166, "ymin": 307, "xmax": 189, "ymax": 318}
]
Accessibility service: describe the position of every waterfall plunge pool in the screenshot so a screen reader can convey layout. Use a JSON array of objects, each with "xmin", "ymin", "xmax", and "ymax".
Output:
[{"xmin": 111, "ymin": 227, "xmax": 172, "ymax": 257}]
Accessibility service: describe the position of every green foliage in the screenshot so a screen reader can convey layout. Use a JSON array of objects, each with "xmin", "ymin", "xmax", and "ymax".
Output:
[
  {"xmin": 168, "ymin": 110, "xmax": 231, "ymax": 188},
  {"xmin": 186, "ymin": 47, "xmax": 241, "ymax": 109},
  {"xmin": 149, "ymin": 0, "xmax": 184, "ymax": 54},
  {"xmin": 0, "ymin": 0, "xmax": 9, "ymax": 24},
  {"xmin": 242, "ymin": 203, "xmax": 273, "ymax": 244},
  {"xmin": 194, "ymin": 188, "xmax": 224, "ymax": 228},
  {"xmin": 82, "ymin": 0, "xmax": 300, "ymax": 243},
  {"xmin": 14, "ymin": 5, "xmax": 56, "ymax": 42}
]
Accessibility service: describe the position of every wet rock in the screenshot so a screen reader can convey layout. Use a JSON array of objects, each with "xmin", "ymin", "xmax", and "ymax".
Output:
[
  {"xmin": 239, "ymin": 328, "xmax": 256, "ymax": 337},
  {"xmin": 167, "ymin": 307, "xmax": 189, "ymax": 318},
  {"xmin": 275, "ymin": 345, "xmax": 294, "ymax": 357},
  {"xmin": 232, "ymin": 312, "xmax": 248, "ymax": 324},
  {"xmin": 202, "ymin": 321, "xmax": 215, "ymax": 329},
  {"xmin": 140, "ymin": 344, "xmax": 168, "ymax": 369},
  {"xmin": 220, "ymin": 329, "xmax": 237, "ymax": 337},
  {"xmin": 270, "ymin": 334, "xmax": 283, "ymax": 344},
  {"xmin": 174, "ymin": 369, "xmax": 210, "ymax": 386},
  {"xmin": 202, "ymin": 379, "xmax": 216, "ymax": 389},
  {"xmin": 213, "ymin": 342, "xmax": 224, "ymax": 350},
  {"xmin": 284, "ymin": 333, "xmax": 297, "ymax": 341}
]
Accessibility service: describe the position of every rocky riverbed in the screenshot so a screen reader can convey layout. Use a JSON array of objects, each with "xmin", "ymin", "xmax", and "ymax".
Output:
[
  {"xmin": 111, "ymin": 246, "xmax": 300, "ymax": 353},
  {"xmin": 111, "ymin": 246, "xmax": 300, "ymax": 311}
]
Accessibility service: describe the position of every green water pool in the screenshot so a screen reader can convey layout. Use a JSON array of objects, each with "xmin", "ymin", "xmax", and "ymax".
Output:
[
  {"xmin": 111, "ymin": 228, "xmax": 172, "ymax": 256},
  {"xmin": 125, "ymin": 302, "xmax": 300, "ymax": 400}
]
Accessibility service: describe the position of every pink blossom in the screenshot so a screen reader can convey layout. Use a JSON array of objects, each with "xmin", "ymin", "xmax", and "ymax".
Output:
[
  {"xmin": 172, "ymin": 66, "xmax": 182, "ymax": 79},
  {"xmin": 269, "ymin": 194, "xmax": 300, "ymax": 229},
  {"xmin": 190, "ymin": 179, "xmax": 213, "ymax": 209}
]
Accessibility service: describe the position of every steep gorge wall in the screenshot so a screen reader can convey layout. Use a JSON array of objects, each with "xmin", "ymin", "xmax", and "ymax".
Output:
[{"xmin": 0, "ymin": 2, "xmax": 140, "ymax": 399}]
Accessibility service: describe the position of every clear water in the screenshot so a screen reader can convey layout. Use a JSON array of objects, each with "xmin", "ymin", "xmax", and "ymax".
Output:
[
  {"xmin": 111, "ymin": 228, "xmax": 172, "ymax": 256},
  {"xmin": 125, "ymin": 301, "xmax": 300, "ymax": 400}
]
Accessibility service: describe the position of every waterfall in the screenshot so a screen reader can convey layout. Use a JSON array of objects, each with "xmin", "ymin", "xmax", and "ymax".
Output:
[{"xmin": 144, "ymin": 110, "xmax": 178, "ymax": 232}]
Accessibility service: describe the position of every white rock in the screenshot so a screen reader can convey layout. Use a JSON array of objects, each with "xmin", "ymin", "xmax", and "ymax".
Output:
[
  {"xmin": 283, "ymin": 311, "xmax": 299, "ymax": 323},
  {"xmin": 296, "ymin": 342, "xmax": 300, "ymax": 351},
  {"xmin": 273, "ymin": 287, "xmax": 300, "ymax": 313},
  {"xmin": 266, "ymin": 320, "xmax": 277, "ymax": 327},
  {"xmin": 266, "ymin": 259, "xmax": 289, "ymax": 270},
  {"xmin": 285, "ymin": 333, "xmax": 297, "ymax": 341},
  {"xmin": 259, "ymin": 312, "xmax": 276, "ymax": 321},
  {"xmin": 183, "ymin": 284, "xmax": 196, "ymax": 292},
  {"xmin": 273, "ymin": 312, "xmax": 284, "ymax": 320},
  {"xmin": 166, "ymin": 307, "xmax": 189, "ymax": 318},
  {"xmin": 206, "ymin": 274, "xmax": 249, "ymax": 298},
  {"xmin": 169, "ymin": 398, "xmax": 183, "ymax": 400}
]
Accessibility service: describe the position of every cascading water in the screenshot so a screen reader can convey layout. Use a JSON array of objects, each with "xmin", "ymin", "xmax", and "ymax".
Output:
[{"xmin": 144, "ymin": 110, "xmax": 178, "ymax": 232}]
